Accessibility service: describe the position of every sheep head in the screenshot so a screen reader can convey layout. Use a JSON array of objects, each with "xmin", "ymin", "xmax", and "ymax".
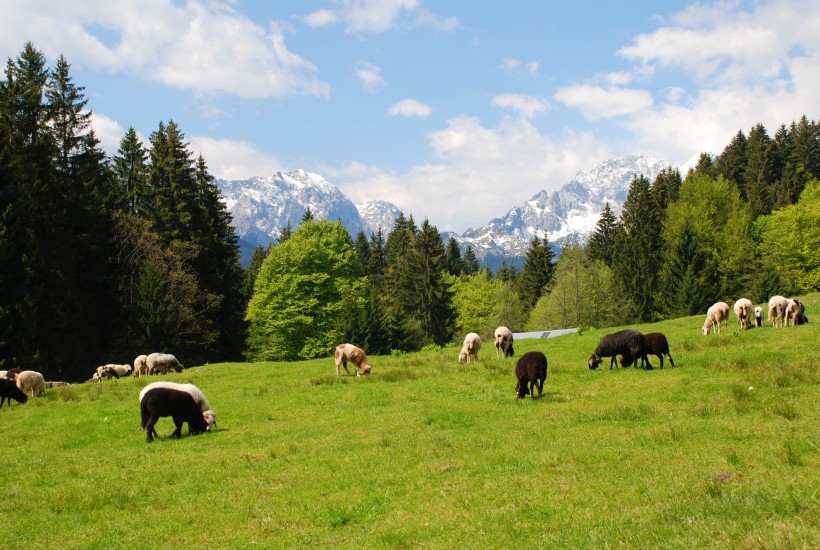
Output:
[{"xmin": 588, "ymin": 355, "xmax": 602, "ymax": 370}]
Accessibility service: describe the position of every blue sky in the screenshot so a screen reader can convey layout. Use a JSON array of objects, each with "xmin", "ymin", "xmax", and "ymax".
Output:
[{"xmin": 3, "ymin": 0, "xmax": 819, "ymax": 233}]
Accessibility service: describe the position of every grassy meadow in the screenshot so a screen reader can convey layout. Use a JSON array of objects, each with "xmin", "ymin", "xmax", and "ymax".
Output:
[{"xmin": 1, "ymin": 295, "xmax": 818, "ymax": 549}]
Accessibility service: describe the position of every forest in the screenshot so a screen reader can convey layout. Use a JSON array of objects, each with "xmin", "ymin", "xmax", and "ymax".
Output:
[{"xmin": 2, "ymin": 43, "xmax": 819, "ymax": 380}]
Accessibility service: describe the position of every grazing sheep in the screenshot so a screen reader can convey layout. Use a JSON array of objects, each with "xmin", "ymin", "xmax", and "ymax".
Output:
[
  {"xmin": 3, "ymin": 368, "xmax": 20, "ymax": 380},
  {"xmin": 139, "ymin": 387, "xmax": 209, "ymax": 442},
  {"xmin": 620, "ymin": 332, "xmax": 675, "ymax": 369},
  {"xmin": 96, "ymin": 364, "xmax": 132, "ymax": 381},
  {"xmin": 15, "ymin": 370, "xmax": 45, "ymax": 397},
  {"xmin": 133, "ymin": 355, "xmax": 149, "ymax": 378},
  {"xmin": 589, "ymin": 329, "xmax": 651, "ymax": 370},
  {"xmin": 140, "ymin": 382, "xmax": 216, "ymax": 431},
  {"xmin": 1, "ymin": 378, "xmax": 28, "ymax": 407},
  {"xmin": 754, "ymin": 306, "xmax": 763, "ymax": 328},
  {"xmin": 147, "ymin": 353, "xmax": 183, "ymax": 375},
  {"xmin": 702, "ymin": 302, "xmax": 730, "ymax": 335},
  {"xmin": 493, "ymin": 326, "xmax": 515, "ymax": 358},
  {"xmin": 733, "ymin": 298, "xmax": 754, "ymax": 331},
  {"xmin": 785, "ymin": 299, "xmax": 808, "ymax": 326},
  {"xmin": 334, "ymin": 343, "xmax": 371, "ymax": 376},
  {"xmin": 515, "ymin": 351, "xmax": 548, "ymax": 399},
  {"xmin": 768, "ymin": 295, "xmax": 789, "ymax": 328},
  {"xmin": 458, "ymin": 333, "xmax": 482, "ymax": 363}
]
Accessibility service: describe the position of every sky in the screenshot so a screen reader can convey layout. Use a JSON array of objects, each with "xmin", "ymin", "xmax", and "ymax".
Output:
[{"xmin": 2, "ymin": 0, "xmax": 820, "ymax": 233}]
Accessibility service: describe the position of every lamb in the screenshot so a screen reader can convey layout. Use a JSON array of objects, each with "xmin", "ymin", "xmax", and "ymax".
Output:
[
  {"xmin": 139, "ymin": 382, "xmax": 216, "ymax": 430},
  {"xmin": 96, "ymin": 364, "xmax": 132, "ymax": 381},
  {"xmin": 754, "ymin": 306, "xmax": 763, "ymax": 328},
  {"xmin": 785, "ymin": 299, "xmax": 808, "ymax": 326},
  {"xmin": 733, "ymin": 298, "xmax": 754, "ymax": 331},
  {"xmin": 139, "ymin": 387, "xmax": 209, "ymax": 442},
  {"xmin": 768, "ymin": 295, "xmax": 789, "ymax": 328},
  {"xmin": 493, "ymin": 326, "xmax": 514, "ymax": 358},
  {"xmin": 458, "ymin": 333, "xmax": 482, "ymax": 363},
  {"xmin": 15, "ymin": 370, "xmax": 45, "ymax": 397},
  {"xmin": 1, "ymin": 378, "xmax": 28, "ymax": 407},
  {"xmin": 334, "ymin": 343, "xmax": 371, "ymax": 376},
  {"xmin": 133, "ymin": 355, "xmax": 149, "ymax": 378},
  {"xmin": 702, "ymin": 301, "xmax": 730, "ymax": 335},
  {"xmin": 620, "ymin": 332, "xmax": 675, "ymax": 369},
  {"xmin": 588, "ymin": 329, "xmax": 652, "ymax": 370},
  {"xmin": 146, "ymin": 353, "xmax": 184, "ymax": 375},
  {"xmin": 515, "ymin": 351, "xmax": 548, "ymax": 399}
]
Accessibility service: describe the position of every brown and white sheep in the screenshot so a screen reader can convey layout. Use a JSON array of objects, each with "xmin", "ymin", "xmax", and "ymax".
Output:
[
  {"xmin": 768, "ymin": 295, "xmax": 789, "ymax": 328},
  {"xmin": 493, "ymin": 326, "xmax": 514, "ymax": 358},
  {"xmin": 702, "ymin": 302, "xmax": 730, "ymax": 335},
  {"xmin": 458, "ymin": 333, "xmax": 481, "ymax": 363},
  {"xmin": 733, "ymin": 298, "xmax": 753, "ymax": 331},
  {"xmin": 515, "ymin": 351, "xmax": 548, "ymax": 399},
  {"xmin": 15, "ymin": 370, "xmax": 45, "ymax": 397},
  {"xmin": 785, "ymin": 299, "xmax": 808, "ymax": 326},
  {"xmin": 334, "ymin": 344, "xmax": 372, "ymax": 376}
]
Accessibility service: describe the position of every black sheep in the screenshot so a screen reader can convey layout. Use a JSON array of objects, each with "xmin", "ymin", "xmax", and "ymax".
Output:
[
  {"xmin": 0, "ymin": 378, "xmax": 28, "ymax": 408},
  {"xmin": 515, "ymin": 351, "xmax": 548, "ymax": 399},
  {"xmin": 620, "ymin": 332, "xmax": 675, "ymax": 369},
  {"xmin": 140, "ymin": 387, "xmax": 209, "ymax": 442},
  {"xmin": 588, "ymin": 329, "xmax": 652, "ymax": 370}
]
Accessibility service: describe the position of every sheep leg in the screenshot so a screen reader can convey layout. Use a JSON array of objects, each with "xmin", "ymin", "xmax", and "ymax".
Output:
[
  {"xmin": 342, "ymin": 361, "xmax": 354, "ymax": 376},
  {"xmin": 145, "ymin": 417, "xmax": 158, "ymax": 442},
  {"xmin": 666, "ymin": 354, "xmax": 675, "ymax": 368},
  {"xmin": 171, "ymin": 416, "xmax": 184, "ymax": 438}
]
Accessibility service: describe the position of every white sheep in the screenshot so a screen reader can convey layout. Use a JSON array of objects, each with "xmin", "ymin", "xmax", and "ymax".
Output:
[
  {"xmin": 754, "ymin": 306, "xmax": 763, "ymax": 328},
  {"xmin": 133, "ymin": 355, "xmax": 149, "ymax": 378},
  {"xmin": 733, "ymin": 298, "xmax": 753, "ymax": 331},
  {"xmin": 139, "ymin": 381, "xmax": 216, "ymax": 430},
  {"xmin": 98, "ymin": 364, "xmax": 132, "ymax": 380},
  {"xmin": 146, "ymin": 353, "xmax": 183, "ymax": 375},
  {"xmin": 493, "ymin": 326, "xmax": 514, "ymax": 358},
  {"xmin": 702, "ymin": 302, "xmax": 730, "ymax": 335},
  {"xmin": 16, "ymin": 370, "xmax": 45, "ymax": 397},
  {"xmin": 458, "ymin": 333, "xmax": 482, "ymax": 363},
  {"xmin": 768, "ymin": 295, "xmax": 789, "ymax": 328}
]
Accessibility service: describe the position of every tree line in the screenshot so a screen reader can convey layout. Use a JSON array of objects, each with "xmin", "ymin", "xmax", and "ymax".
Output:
[{"xmin": 2, "ymin": 42, "xmax": 818, "ymax": 372}]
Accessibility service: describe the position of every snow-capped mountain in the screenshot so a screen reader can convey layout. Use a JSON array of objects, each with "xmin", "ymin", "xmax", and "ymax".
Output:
[
  {"xmin": 217, "ymin": 155, "xmax": 673, "ymax": 267},
  {"xmin": 457, "ymin": 155, "xmax": 670, "ymax": 266}
]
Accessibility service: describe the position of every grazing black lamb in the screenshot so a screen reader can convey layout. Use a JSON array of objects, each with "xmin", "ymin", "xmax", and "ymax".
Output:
[
  {"xmin": 620, "ymin": 332, "xmax": 675, "ymax": 369},
  {"xmin": 588, "ymin": 329, "xmax": 652, "ymax": 370},
  {"xmin": 139, "ymin": 387, "xmax": 209, "ymax": 442},
  {"xmin": 515, "ymin": 351, "xmax": 548, "ymax": 399},
  {"xmin": 0, "ymin": 378, "xmax": 28, "ymax": 407}
]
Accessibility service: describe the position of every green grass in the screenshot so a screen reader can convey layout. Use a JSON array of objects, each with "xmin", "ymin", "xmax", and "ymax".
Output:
[{"xmin": 1, "ymin": 295, "xmax": 818, "ymax": 548}]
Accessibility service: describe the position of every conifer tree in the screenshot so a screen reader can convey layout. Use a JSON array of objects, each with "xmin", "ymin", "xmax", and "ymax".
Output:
[
  {"xmin": 409, "ymin": 219, "xmax": 455, "ymax": 346},
  {"xmin": 301, "ymin": 207, "xmax": 314, "ymax": 224},
  {"xmin": 586, "ymin": 202, "xmax": 619, "ymax": 267},
  {"xmin": 279, "ymin": 220, "xmax": 293, "ymax": 243},
  {"xmin": 462, "ymin": 244, "xmax": 480, "ymax": 275},
  {"xmin": 517, "ymin": 235, "xmax": 555, "ymax": 309},
  {"xmin": 354, "ymin": 231, "xmax": 370, "ymax": 271},
  {"xmin": 243, "ymin": 244, "xmax": 270, "ymax": 299},
  {"xmin": 113, "ymin": 127, "xmax": 148, "ymax": 214},
  {"xmin": 651, "ymin": 168, "xmax": 682, "ymax": 213},
  {"xmin": 744, "ymin": 123, "xmax": 776, "ymax": 216},
  {"xmin": 444, "ymin": 236, "xmax": 463, "ymax": 276},
  {"xmin": 715, "ymin": 130, "xmax": 748, "ymax": 197}
]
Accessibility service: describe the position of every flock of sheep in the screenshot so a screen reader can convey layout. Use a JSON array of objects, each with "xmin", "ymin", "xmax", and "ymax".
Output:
[{"xmin": 1, "ymin": 295, "xmax": 810, "ymax": 437}]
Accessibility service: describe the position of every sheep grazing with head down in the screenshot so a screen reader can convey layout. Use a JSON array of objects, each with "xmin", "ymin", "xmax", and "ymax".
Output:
[
  {"xmin": 147, "ymin": 353, "xmax": 183, "ymax": 375},
  {"xmin": 589, "ymin": 329, "xmax": 651, "ymax": 370},
  {"xmin": 754, "ymin": 306, "xmax": 763, "ymax": 328},
  {"xmin": 493, "ymin": 326, "xmax": 514, "ymax": 358},
  {"xmin": 515, "ymin": 351, "xmax": 548, "ymax": 399},
  {"xmin": 785, "ymin": 299, "xmax": 808, "ymax": 326},
  {"xmin": 733, "ymin": 298, "xmax": 753, "ymax": 331},
  {"xmin": 620, "ymin": 332, "xmax": 675, "ymax": 369},
  {"xmin": 139, "ymin": 387, "xmax": 209, "ymax": 442},
  {"xmin": 139, "ymin": 381, "xmax": 216, "ymax": 431},
  {"xmin": 133, "ymin": 355, "xmax": 149, "ymax": 378},
  {"xmin": 458, "ymin": 333, "xmax": 482, "ymax": 363},
  {"xmin": 768, "ymin": 295, "xmax": 789, "ymax": 328},
  {"xmin": 1, "ymin": 378, "xmax": 28, "ymax": 408},
  {"xmin": 334, "ymin": 343, "xmax": 372, "ymax": 376},
  {"xmin": 15, "ymin": 370, "xmax": 45, "ymax": 397},
  {"xmin": 96, "ymin": 364, "xmax": 132, "ymax": 381},
  {"xmin": 702, "ymin": 302, "xmax": 730, "ymax": 335}
]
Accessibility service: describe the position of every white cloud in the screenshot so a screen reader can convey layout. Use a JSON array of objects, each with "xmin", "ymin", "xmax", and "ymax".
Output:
[
  {"xmin": 554, "ymin": 85, "xmax": 653, "ymax": 120},
  {"xmin": 189, "ymin": 136, "xmax": 283, "ymax": 181},
  {"xmin": 388, "ymin": 98, "xmax": 432, "ymax": 118},
  {"xmin": 501, "ymin": 57, "xmax": 539, "ymax": 77},
  {"xmin": 492, "ymin": 94, "xmax": 550, "ymax": 118},
  {"xmin": 0, "ymin": 0, "xmax": 329, "ymax": 100},
  {"xmin": 337, "ymin": 116, "xmax": 612, "ymax": 232},
  {"xmin": 355, "ymin": 62, "xmax": 387, "ymax": 92},
  {"xmin": 90, "ymin": 112, "xmax": 128, "ymax": 156},
  {"xmin": 304, "ymin": 0, "xmax": 457, "ymax": 34}
]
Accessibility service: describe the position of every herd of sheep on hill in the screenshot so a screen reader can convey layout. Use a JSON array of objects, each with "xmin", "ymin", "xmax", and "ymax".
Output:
[{"xmin": 0, "ymin": 295, "xmax": 810, "ymax": 436}]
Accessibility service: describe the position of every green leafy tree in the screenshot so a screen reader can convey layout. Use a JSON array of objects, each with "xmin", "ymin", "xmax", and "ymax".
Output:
[
  {"xmin": 246, "ymin": 220, "xmax": 365, "ymax": 361},
  {"xmin": 451, "ymin": 271, "xmax": 504, "ymax": 337},
  {"xmin": 754, "ymin": 179, "xmax": 820, "ymax": 293}
]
